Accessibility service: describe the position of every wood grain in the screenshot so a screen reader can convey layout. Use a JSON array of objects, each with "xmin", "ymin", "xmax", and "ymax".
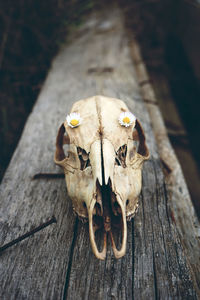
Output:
[
  {"xmin": 0, "ymin": 5, "xmax": 199, "ymax": 299},
  {"xmin": 130, "ymin": 40, "xmax": 200, "ymax": 294}
]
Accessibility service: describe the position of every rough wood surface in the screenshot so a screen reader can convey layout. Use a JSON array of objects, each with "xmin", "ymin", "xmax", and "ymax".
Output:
[
  {"xmin": 0, "ymin": 5, "xmax": 199, "ymax": 299},
  {"xmin": 130, "ymin": 40, "xmax": 200, "ymax": 293}
]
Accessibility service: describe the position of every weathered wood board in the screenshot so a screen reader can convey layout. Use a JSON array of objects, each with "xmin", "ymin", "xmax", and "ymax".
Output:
[
  {"xmin": 130, "ymin": 40, "xmax": 200, "ymax": 293},
  {"xmin": 0, "ymin": 6, "xmax": 199, "ymax": 299}
]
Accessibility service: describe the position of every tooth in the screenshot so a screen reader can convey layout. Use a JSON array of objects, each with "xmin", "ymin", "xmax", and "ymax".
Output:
[
  {"xmin": 102, "ymin": 139, "xmax": 115, "ymax": 185},
  {"xmin": 90, "ymin": 140, "xmax": 102, "ymax": 185}
]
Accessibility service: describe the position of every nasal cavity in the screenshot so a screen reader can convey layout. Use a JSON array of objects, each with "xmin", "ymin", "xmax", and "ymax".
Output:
[
  {"xmin": 77, "ymin": 147, "xmax": 91, "ymax": 170},
  {"xmin": 115, "ymin": 144, "xmax": 127, "ymax": 168}
]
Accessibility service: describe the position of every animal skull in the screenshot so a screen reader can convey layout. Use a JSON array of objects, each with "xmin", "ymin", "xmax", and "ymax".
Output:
[{"xmin": 54, "ymin": 95, "xmax": 149, "ymax": 259}]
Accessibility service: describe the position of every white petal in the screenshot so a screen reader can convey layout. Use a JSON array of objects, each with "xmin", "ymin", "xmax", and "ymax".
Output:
[
  {"xmin": 118, "ymin": 111, "xmax": 136, "ymax": 127},
  {"xmin": 66, "ymin": 112, "xmax": 82, "ymax": 128}
]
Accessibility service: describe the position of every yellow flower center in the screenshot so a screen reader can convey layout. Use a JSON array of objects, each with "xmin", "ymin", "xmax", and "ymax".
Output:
[
  {"xmin": 70, "ymin": 119, "xmax": 79, "ymax": 126},
  {"xmin": 123, "ymin": 116, "xmax": 130, "ymax": 124}
]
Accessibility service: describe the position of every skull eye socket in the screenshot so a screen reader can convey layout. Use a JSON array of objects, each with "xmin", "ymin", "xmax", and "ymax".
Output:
[
  {"xmin": 115, "ymin": 144, "xmax": 127, "ymax": 168},
  {"xmin": 77, "ymin": 147, "xmax": 91, "ymax": 170}
]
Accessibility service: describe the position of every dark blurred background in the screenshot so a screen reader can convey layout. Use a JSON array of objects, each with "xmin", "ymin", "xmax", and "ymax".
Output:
[
  {"xmin": 0, "ymin": 0, "xmax": 200, "ymax": 214},
  {"xmin": 0, "ymin": 0, "xmax": 93, "ymax": 179},
  {"xmin": 121, "ymin": 0, "xmax": 200, "ymax": 216}
]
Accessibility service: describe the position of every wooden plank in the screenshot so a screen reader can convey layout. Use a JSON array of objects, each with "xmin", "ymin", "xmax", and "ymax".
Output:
[
  {"xmin": 0, "ymin": 4, "xmax": 199, "ymax": 299},
  {"xmin": 143, "ymin": 68, "xmax": 200, "ymax": 214},
  {"xmin": 130, "ymin": 40, "xmax": 200, "ymax": 294}
]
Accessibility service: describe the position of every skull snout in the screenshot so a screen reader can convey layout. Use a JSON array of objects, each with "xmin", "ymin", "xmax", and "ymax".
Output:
[
  {"xmin": 88, "ymin": 139, "xmax": 127, "ymax": 259},
  {"xmin": 88, "ymin": 181, "xmax": 127, "ymax": 260}
]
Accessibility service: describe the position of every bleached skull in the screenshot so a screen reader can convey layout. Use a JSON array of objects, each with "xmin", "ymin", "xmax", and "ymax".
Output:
[{"xmin": 54, "ymin": 95, "xmax": 149, "ymax": 259}]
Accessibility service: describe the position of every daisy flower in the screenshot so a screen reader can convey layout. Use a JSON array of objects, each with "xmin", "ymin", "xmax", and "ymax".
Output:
[
  {"xmin": 66, "ymin": 112, "xmax": 82, "ymax": 128},
  {"xmin": 118, "ymin": 111, "xmax": 136, "ymax": 127}
]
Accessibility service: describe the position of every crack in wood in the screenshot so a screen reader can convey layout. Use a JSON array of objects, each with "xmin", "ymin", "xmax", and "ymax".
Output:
[
  {"xmin": 87, "ymin": 67, "xmax": 114, "ymax": 74},
  {"xmin": 152, "ymin": 250, "xmax": 158, "ymax": 300},
  {"xmin": 33, "ymin": 173, "xmax": 65, "ymax": 179},
  {"xmin": 62, "ymin": 217, "xmax": 79, "ymax": 300},
  {"xmin": 153, "ymin": 161, "xmax": 170, "ymax": 274},
  {"xmin": 143, "ymin": 98, "xmax": 158, "ymax": 105},
  {"xmin": 160, "ymin": 159, "xmax": 172, "ymax": 176},
  {"xmin": 141, "ymin": 190, "xmax": 147, "ymax": 250},
  {"xmin": 150, "ymin": 205, "xmax": 158, "ymax": 300},
  {"xmin": 132, "ymin": 219, "xmax": 135, "ymax": 300},
  {"xmin": 139, "ymin": 79, "xmax": 152, "ymax": 87},
  {"xmin": 163, "ymin": 182, "xmax": 172, "ymax": 225}
]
